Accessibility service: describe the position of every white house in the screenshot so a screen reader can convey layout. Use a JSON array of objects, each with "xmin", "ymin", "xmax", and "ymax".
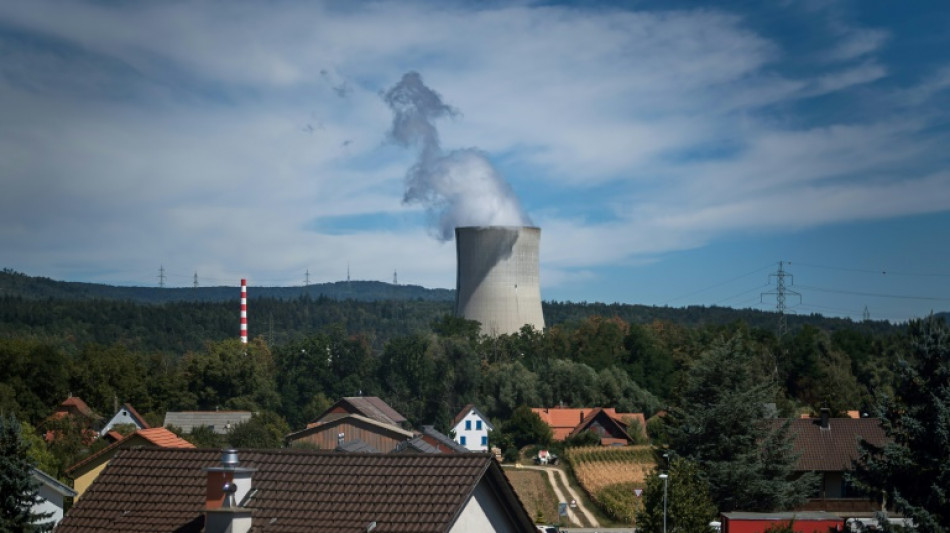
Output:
[
  {"xmin": 99, "ymin": 403, "xmax": 150, "ymax": 437},
  {"xmin": 32, "ymin": 467, "xmax": 77, "ymax": 528},
  {"xmin": 452, "ymin": 404, "xmax": 494, "ymax": 452}
]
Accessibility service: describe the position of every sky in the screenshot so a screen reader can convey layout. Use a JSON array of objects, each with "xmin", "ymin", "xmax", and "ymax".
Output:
[{"xmin": 2, "ymin": 0, "xmax": 950, "ymax": 324}]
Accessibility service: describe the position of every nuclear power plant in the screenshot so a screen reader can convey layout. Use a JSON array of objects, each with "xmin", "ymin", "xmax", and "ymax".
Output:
[{"xmin": 455, "ymin": 226, "xmax": 545, "ymax": 336}]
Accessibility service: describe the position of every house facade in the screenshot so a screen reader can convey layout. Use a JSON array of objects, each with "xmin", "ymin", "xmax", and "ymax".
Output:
[
  {"xmin": 99, "ymin": 403, "xmax": 149, "ymax": 437},
  {"xmin": 532, "ymin": 407, "xmax": 644, "ymax": 445},
  {"xmin": 32, "ymin": 467, "xmax": 77, "ymax": 529},
  {"xmin": 452, "ymin": 404, "xmax": 494, "ymax": 451}
]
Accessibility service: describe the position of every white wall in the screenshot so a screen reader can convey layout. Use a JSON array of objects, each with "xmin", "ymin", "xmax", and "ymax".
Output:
[
  {"xmin": 453, "ymin": 411, "xmax": 490, "ymax": 451},
  {"xmin": 451, "ymin": 479, "xmax": 523, "ymax": 533}
]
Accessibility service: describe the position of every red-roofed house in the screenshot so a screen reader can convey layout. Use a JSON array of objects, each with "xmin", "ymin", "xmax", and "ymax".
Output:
[
  {"xmin": 66, "ymin": 427, "xmax": 195, "ymax": 501},
  {"xmin": 532, "ymin": 407, "xmax": 646, "ymax": 445},
  {"xmin": 43, "ymin": 396, "xmax": 102, "ymax": 444}
]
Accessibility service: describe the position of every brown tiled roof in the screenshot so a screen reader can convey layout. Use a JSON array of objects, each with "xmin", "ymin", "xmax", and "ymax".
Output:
[
  {"xmin": 57, "ymin": 448, "xmax": 536, "ymax": 533},
  {"xmin": 783, "ymin": 418, "xmax": 889, "ymax": 472},
  {"xmin": 452, "ymin": 403, "xmax": 476, "ymax": 427}
]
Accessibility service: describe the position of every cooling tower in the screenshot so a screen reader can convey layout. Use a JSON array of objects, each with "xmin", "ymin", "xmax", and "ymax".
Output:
[{"xmin": 455, "ymin": 226, "xmax": 544, "ymax": 336}]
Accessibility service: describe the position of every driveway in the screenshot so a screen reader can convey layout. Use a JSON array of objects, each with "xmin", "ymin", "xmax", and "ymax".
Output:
[{"xmin": 511, "ymin": 464, "xmax": 601, "ymax": 528}]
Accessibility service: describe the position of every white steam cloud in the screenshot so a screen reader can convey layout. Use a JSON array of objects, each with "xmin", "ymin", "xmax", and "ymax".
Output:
[{"xmin": 383, "ymin": 71, "xmax": 532, "ymax": 241}]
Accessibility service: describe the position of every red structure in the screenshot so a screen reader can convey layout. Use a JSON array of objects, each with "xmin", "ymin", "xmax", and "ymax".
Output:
[
  {"xmin": 721, "ymin": 512, "xmax": 843, "ymax": 533},
  {"xmin": 240, "ymin": 278, "xmax": 247, "ymax": 344}
]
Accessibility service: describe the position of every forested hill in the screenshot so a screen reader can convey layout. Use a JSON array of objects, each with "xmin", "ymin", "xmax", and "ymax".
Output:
[
  {"xmin": 0, "ymin": 269, "xmax": 453, "ymax": 303},
  {"xmin": 1, "ymin": 269, "xmax": 905, "ymax": 353}
]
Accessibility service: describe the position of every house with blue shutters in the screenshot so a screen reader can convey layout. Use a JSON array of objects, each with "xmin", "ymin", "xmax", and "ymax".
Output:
[{"xmin": 451, "ymin": 404, "xmax": 494, "ymax": 452}]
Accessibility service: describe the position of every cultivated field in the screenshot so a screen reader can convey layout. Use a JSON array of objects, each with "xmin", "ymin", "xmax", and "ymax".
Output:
[
  {"xmin": 504, "ymin": 468, "xmax": 560, "ymax": 524},
  {"xmin": 565, "ymin": 445, "xmax": 655, "ymax": 524}
]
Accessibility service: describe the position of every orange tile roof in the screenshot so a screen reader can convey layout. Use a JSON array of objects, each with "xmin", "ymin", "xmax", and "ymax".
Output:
[
  {"xmin": 66, "ymin": 428, "xmax": 194, "ymax": 476},
  {"xmin": 532, "ymin": 407, "xmax": 630, "ymax": 441}
]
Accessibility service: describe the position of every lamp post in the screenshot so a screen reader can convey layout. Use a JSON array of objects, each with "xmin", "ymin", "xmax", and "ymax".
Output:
[{"xmin": 659, "ymin": 473, "xmax": 669, "ymax": 533}]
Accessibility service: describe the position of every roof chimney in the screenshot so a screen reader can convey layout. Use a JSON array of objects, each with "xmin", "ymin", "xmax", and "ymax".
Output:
[
  {"xmin": 205, "ymin": 449, "xmax": 255, "ymax": 533},
  {"xmin": 819, "ymin": 408, "xmax": 831, "ymax": 430}
]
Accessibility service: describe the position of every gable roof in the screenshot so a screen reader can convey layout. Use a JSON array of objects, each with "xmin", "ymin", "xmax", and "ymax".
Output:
[
  {"xmin": 782, "ymin": 417, "xmax": 889, "ymax": 471},
  {"xmin": 451, "ymin": 404, "xmax": 495, "ymax": 431},
  {"xmin": 66, "ymin": 427, "xmax": 195, "ymax": 477},
  {"xmin": 532, "ymin": 407, "xmax": 638, "ymax": 441},
  {"xmin": 48, "ymin": 396, "xmax": 101, "ymax": 422},
  {"xmin": 33, "ymin": 468, "xmax": 78, "ymax": 498},
  {"xmin": 163, "ymin": 411, "xmax": 253, "ymax": 434},
  {"xmin": 421, "ymin": 425, "xmax": 471, "ymax": 453},
  {"xmin": 567, "ymin": 407, "xmax": 637, "ymax": 444},
  {"xmin": 311, "ymin": 396, "xmax": 408, "ymax": 427},
  {"xmin": 335, "ymin": 438, "xmax": 380, "ymax": 453},
  {"xmin": 57, "ymin": 448, "xmax": 536, "ymax": 533},
  {"xmin": 393, "ymin": 435, "xmax": 442, "ymax": 454},
  {"xmin": 287, "ymin": 413, "xmax": 414, "ymax": 443}
]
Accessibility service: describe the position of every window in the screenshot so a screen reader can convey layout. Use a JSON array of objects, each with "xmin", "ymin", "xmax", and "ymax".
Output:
[
  {"xmin": 465, "ymin": 420, "xmax": 471, "ymax": 430},
  {"xmin": 476, "ymin": 420, "xmax": 482, "ymax": 430},
  {"xmin": 481, "ymin": 436, "xmax": 487, "ymax": 446},
  {"xmin": 460, "ymin": 436, "xmax": 467, "ymax": 446}
]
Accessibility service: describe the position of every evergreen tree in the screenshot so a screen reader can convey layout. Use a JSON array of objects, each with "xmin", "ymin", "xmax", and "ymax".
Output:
[
  {"xmin": 853, "ymin": 316, "xmax": 950, "ymax": 532},
  {"xmin": 665, "ymin": 334, "xmax": 817, "ymax": 512},
  {"xmin": 0, "ymin": 415, "xmax": 53, "ymax": 532},
  {"xmin": 636, "ymin": 457, "xmax": 717, "ymax": 533}
]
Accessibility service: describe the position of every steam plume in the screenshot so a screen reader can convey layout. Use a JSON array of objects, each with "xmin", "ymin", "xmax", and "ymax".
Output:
[{"xmin": 383, "ymin": 72, "xmax": 532, "ymax": 241}]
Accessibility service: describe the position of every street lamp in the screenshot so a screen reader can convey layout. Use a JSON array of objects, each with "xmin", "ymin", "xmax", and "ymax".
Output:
[{"xmin": 659, "ymin": 473, "xmax": 669, "ymax": 533}]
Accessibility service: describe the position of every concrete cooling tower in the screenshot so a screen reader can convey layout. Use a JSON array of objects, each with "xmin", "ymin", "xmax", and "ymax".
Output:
[{"xmin": 455, "ymin": 226, "xmax": 545, "ymax": 336}]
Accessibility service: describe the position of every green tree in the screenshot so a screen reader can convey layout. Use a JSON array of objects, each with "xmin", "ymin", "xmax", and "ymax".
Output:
[
  {"xmin": 0, "ymin": 415, "xmax": 53, "ymax": 532},
  {"xmin": 665, "ymin": 334, "xmax": 817, "ymax": 512},
  {"xmin": 636, "ymin": 457, "xmax": 717, "ymax": 533},
  {"xmin": 853, "ymin": 316, "xmax": 950, "ymax": 532},
  {"xmin": 502, "ymin": 405, "xmax": 552, "ymax": 449},
  {"xmin": 227, "ymin": 411, "xmax": 290, "ymax": 449}
]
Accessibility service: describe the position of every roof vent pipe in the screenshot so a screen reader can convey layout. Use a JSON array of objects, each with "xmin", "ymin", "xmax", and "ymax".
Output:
[{"xmin": 222, "ymin": 449, "xmax": 239, "ymax": 467}]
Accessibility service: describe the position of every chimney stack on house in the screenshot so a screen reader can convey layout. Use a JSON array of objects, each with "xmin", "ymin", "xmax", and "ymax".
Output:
[
  {"xmin": 205, "ymin": 449, "xmax": 255, "ymax": 533},
  {"xmin": 819, "ymin": 407, "xmax": 831, "ymax": 430}
]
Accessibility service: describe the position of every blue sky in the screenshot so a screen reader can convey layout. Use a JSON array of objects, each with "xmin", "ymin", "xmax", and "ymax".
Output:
[{"xmin": 1, "ymin": 1, "xmax": 949, "ymax": 323}]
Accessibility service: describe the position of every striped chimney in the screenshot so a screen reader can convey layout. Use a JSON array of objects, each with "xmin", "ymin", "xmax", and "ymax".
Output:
[{"xmin": 240, "ymin": 279, "xmax": 248, "ymax": 344}]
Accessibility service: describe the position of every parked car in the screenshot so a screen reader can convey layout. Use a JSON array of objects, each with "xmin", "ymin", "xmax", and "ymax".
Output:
[{"xmin": 534, "ymin": 449, "xmax": 558, "ymax": 465}]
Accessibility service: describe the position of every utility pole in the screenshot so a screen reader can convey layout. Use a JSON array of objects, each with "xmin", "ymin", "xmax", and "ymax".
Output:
[
  {"xmin": 158, "ymin": 265, "xmax": 166, "ymax": 288},
  {"xmin": 761, "ymin": 261, "xmax": 801, "ymax": 338}
]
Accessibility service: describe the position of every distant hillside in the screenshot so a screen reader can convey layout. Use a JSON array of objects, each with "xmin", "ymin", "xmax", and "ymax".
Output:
[{"xmin": 0, "ymin": 269, "xmax": 454, "ymax": 303}]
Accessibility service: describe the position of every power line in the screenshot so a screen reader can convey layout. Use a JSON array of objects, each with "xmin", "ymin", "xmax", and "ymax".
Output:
[
  {"xmin": 665, "ymin": 263, "xmax": 773, "ymax": 305},
  {"xmin": 796, "ymin": 284, "xmax": 950, "ymax": 302},
  {"xmin": 789, "ymin": 261, "xmax": 950, "ymax": 278}
]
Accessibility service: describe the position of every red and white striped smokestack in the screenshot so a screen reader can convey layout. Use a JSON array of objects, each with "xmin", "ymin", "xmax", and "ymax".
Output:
[{"xmin": 240, "ymin": 279, "xmax": 247, "ymax": 344}]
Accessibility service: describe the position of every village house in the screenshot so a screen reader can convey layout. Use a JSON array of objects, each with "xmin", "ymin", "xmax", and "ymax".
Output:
[
  {"xmin": 452, "ymin": 404, "xmax": 494, "ymax": 451},
  {"xmin": 56, "ymin": 447, "xmax": 538, "ymax": 533},
  {"xmin": 66, "ymin": 427, "xmax": 195, "ymax": 501},
  {"xmin": 532, "ymin": 406, "xmax": 646, "ymax": 445}
]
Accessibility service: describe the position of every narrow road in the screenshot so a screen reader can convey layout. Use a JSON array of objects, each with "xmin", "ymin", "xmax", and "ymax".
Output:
[{"xmin": 513, "ymin": 465, "xmax": 601, "ymax": 528}]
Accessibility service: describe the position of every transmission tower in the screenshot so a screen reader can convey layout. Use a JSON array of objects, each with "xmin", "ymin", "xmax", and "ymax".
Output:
[
  {"xmin": 305, "ymin": 269, "xmax": 310, "ymax": 286},
  {"xmin": 393, "ymin": 269, "xmax": 398, "ymax": 285},
  {"xmin": 863, "ymin": 306, "xmax": 870, "ymax": 321},
  {"xmin": 761, "ymin": 261, "xmax": 801, "ymax": 338},
  {"xmin": 158, "ymin": 265, "xmax": 166, "ymax": 288},
  {"xmin": 193, "ymin": 271, "xmax": 199, "ymax": 289}
]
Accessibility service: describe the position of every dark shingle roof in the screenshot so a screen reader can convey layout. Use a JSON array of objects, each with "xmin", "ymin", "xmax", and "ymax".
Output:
[
  {"xmin": 335, "ymin": 438, "xmax": 379, "ymax": 453},
  {"xmin": 57, "ymin": 447, "xmax": 535, "ymax": 533},
  {"xmin": 340, "ymin": 396, "xmax": 408, "ymax": 426},
  {"xmin": 783, "ymin": 417, "xmax": 889, "ymax": 471},
  {"xmin": 421, "ymin": 425, "xmax": 470, "ymax": 453}
]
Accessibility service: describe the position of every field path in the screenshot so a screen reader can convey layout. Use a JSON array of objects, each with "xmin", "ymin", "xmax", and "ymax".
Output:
[{"xmin": 516, "ymin": 465, "xmax": 601, "ymax": 528}]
